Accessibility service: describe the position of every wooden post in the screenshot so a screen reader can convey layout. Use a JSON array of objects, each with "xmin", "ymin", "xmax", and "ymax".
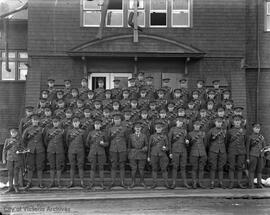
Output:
[
  {"xmin": 96, "ymin": 0, "xmax": 109, "ymax": 40},
  {"xmin": 134, "ymin": 56, "xmax": 138, "ymax": 76},
  {"xmin": 82, "ymin": 56, "xmax": 87, "ymax": 79},
  {"xmin": 184, "ymin": 57, "xmax": 190, "ymax": 75},
  {"xmin": 133, "ymin": 0, "xmax": 138, "ymax": 43}
]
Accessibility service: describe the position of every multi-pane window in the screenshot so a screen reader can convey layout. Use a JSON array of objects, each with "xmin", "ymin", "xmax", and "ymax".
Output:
[
  {"xmin": 106, "ymin": 0, "xmax": 124, "ymax": 27},
  {"xmin": 267, "ymin": 1, "xmax": 270, "ymax": 31},
  {"xmin": 82, "ymin": 0, "xmax": 102, "ymax": 27},
  {"xmin": 150, "ymin": 0, "xmax": 167, "ymax": 27},
  {"xmin": 171, "ymin": 0, "xmax": 190, "ymax": 27},
  {"xmin": 128, "ymin": 0, "xmax": 145, "ymax": 27},
  {"xmin": 0, "ymin": 51, "xmax": 28, "ymax": 81}
]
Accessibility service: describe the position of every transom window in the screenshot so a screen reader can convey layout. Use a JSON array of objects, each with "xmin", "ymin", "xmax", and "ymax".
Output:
[
  {"xmin": 0, "ymin": 51, "xmax": 28, "ymax": 81},
  {"xmin": 81, "ymin": 0, "xmax": 192, "ymax": 28}
]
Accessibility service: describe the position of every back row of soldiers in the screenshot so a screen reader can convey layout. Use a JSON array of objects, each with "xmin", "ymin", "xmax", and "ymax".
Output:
[{"xmin": 2, "ymin": 73, "xmax": 269, "ymax": 193}]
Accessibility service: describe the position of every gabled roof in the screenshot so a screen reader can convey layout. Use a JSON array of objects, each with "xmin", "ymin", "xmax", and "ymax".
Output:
[{"xmin": 68, "ymin": 34, "xmax": 205, "ymax": 58}]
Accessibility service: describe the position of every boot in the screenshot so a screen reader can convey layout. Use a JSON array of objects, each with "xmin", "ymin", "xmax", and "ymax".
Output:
[
  {"xmin": 191, "ymin": 171, "xmax": 197, "ymax": 189},
  {"xmin": 88, "ymin": 170, "xmax": 95, "ymax": 190},
  {"xmin": 210, "ymin": 170, "xmax": 215, "ymax": 189},
  {"xmin": 37, "ymin": 170, "xmax": 44, "ymax": 188},
  {"xmin": 218, "ymin": 171, "xmax": 226, "ymax": 189},
  {"xmin": 257, "ymin": 173, "xmax": 264, "ymax": 189},
  {"xmin": 228, "ymin": 170, "xmax": 234, "ymax": 189},
  {"xmin": 79, "ymin": 169, "xmax": 86, "ymax": 188},
  {"xmin": 14, "ymin": 185, "xmax": 19, "ymax": 193},
  {"xmin": 181, "ymin": 171, "xmax": 191, "ymax": 189},
  {"xmin": 56, "ymin": 170, "xmax": 62, "ymax": 188},
  {"xmin": 67, "ymin": 169, "xmax": 75, "ymax": 188},
  {"xmin": 120, "ymin": 168, "xmax": 127, "ymax": 189},
  {"xmin": 198, "ymin": 171, "xmax": 206, "ymax": 189},
  {"xmin": 139, "ymin": 169, "xmax": 146, "ymax": 188},
  {"xmin": 48, "ymin": 170, "xmax": 55, "ymax": 188},
  {"xmin": 129, "ymin": 170, "xmax": 136, "ymax": 189},
  {"xmin": 162, "ymin": 172, "xmax": 170, "ymax": 189},
  {"xmin": 150, "ymin": 171, "xmax": 157, "ymax": 189},
  {"xmin": 237, "ymin": 171, "xmax": 246, "ymax": 189},
  {"xmin": 170, "ymin": 169, "xmax": 177, "ymax": 189},
  {"xmin": 4, "ymin": 186, "xmax": 14, "ymax": 194},
  {"xmin": 99, "ymin": 170, "xmax": 106, "ymax": 189},
  {"xmin": 108, "ymin": 169, "xmax": 116, "ymax": 189},
  {"xmin": 249, "ymin": 172, "xmax": 255, "ymax": 189},
  {"xmin": 24, "ymin": 170, "xmax": 33, "ymax": 190}
]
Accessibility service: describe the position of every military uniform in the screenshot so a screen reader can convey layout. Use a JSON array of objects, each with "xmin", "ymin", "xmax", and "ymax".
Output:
[
  {"xmin": 188, "ymin": 124, "xmax": 207, "ymax": 189},
  {"xmin": 168, "ymin": 122, "xmax": 190, "ymax": 188},
  {"xmin": 207, "ymin": 119, "xmax": 227, "ymax": 188},
  {"xmin": 148, "ymin": 124, "xmax": 170, "ymax": 189},
  {"xmin": 111, "ymin": 79, "xmax": 122, "ymax": 100},
  {"xmin": 128, "ymin": 124, "xmax": 148, "ymax": 188},
  {"xmin": 54, "ymin": 106, "xmax": 66, "ymax": 120},
  {"xmin": 2, "ymin": 132, "xmax": 22, "ymax": 193},
  {"xmin": 44, "ymin": 121, "xmax": 65, "ymax": 187}
]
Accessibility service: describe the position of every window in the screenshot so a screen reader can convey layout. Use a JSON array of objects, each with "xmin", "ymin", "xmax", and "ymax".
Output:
[
  {"xmin": 150, "ymin": 0, "xmax": 167, "ymax": 27},
  {"xmin": 128, "ymin": 0, "xmax": 145, "ymax": 27},
  {"xmin": 171, "ymin": 0, "xmax": 190, "ymax": 27},
  {"xmin": 82, "ymin": 0, "xmax": 102, "ymax": 27},
  {"xmin": 106, "ymin": 0, "xmax": 123, "ymax": 27},
  {"xmin": 0, "ymin": 51, "xmax": 28, "ymax": 81},
  {"xmin": 266, "ymin": 1, "xmax": 270, "ymax": 31}
]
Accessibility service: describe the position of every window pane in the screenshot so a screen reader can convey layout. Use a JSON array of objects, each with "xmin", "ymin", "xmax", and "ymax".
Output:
[
  {"xmin": 129, "ymin": 0, "xmax": 144, "ymax": 9},
  {"xmin": 19, "ymin": 52, "xmax": 28, "ymax": 59},
  {"xmin": 106, "ymin": 11, "xmax": 123, "ymax": 26},
  {"xmin": 19, "ymin": 62, "xmax": 28, "ymax": 80},
  {"xmin": 150, "ymin": 0, "xmax": 166, "ymax": 10},
  {"xmin": 128, "ymin": 11, "xmax": 145, "ymax": 27},
  {"xmin": 172, "ymin": 0, "xmax": 189, "ymax": 10},
  {"xmin": 83, "ymin": 11, "xmax": 101, "ymax": 26},
  {"xmin": 150, "ymin": 12, "xmax": 166, "ymax": 26},
  {"xmin": 83, "ymin": 0, "xmax": 102, "ymax": 10},
  {"xmin": 108, "ymin": 0, "xmax": 122, "ymax": 9},
  {"xmin": 267, "ymin": 2, "xmax": 270, "ymax": 15},
  {"xmin": 172, "ymin": 11, "xmax": 189, "ymax": 26},
  {"xmin": 267, "ymin": 16, "xmax": 270, "ymax": 31},
  {"xmin": 1, "ymin": 52, "xmax": 16, "ymax": 59},
  {"xmin": 2, "ymin": 62, "xmax": 15, "ymax": 80}
]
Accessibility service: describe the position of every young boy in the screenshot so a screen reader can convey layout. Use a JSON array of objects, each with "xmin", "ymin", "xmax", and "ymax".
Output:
[
  {"xmin": 86, "ymin": 119, "xmax": 109, "ymax": 190},
  {"xmin": 168, "ymin": 117, "xmax": 190, "ymax": 189},
  {"xmin": 148, "ymin": 122, "xmax": 170, "ymax": 189},
  {"xmin": 2, "ymin": 128, "xmax": 22, "ymax": 193},
  {"xmin": 247, "ymin": 123, "xmax": 268, "ymax": 189}
]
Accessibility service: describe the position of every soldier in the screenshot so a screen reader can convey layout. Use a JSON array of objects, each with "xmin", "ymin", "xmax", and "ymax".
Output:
[
  {"xmin": 186, "ymin": 101, "xmax": 198, "ymax": 125},
  {"xmin": 44, "ymin": 116, "xmax": 65, "ymax": 188},
  {"xmin": 111, "ymin": 79, "xmax": 122, "ymax": 100},
  {"xmin": 107, "ymin": 114, "xmax": 128, "ymax": 189},
  {"xmin": 22, "ymin": 114, "xmax": 45, "ymax": 189},
  {"xmin": 246, "ymin": 123, "xmax": 268, "ymax": 189},
  {"xmin": 73, "ymin": 99, "xmax": 85, "ymax": 118},
  {"xmin": 79, "ymin": 78, "xmax": 89, "ymax": 100},
  {"xmin": 224, "ymin": 100, "xmax": 234, "ymax": 121},
  {"xmin": 53, "ymin": 99, "xmax": 66, "ymax": 120},
  {"xmin": 148, "ymin": 122, "xmax": 170, "ymax": 189},
  {"xmin": 138, "ymin": 88, "xmax": 149, "ymax": 110},
  {"xmin": 86, "ymin": 119, "xmax": 109, "ymax": 190},
  {"xmin": 84, "ymin": 90, "xmax": 95, "ymax": 110},
  {"xmin": 47, "ymin": 78, "xmax": 57, "ymax": 102},
  {"xmin": 168, "ymin": 117, "xmax": 190, "ymax": 189},
  {"xmin": 101, "ymin": 108, "xmax": 113, "ymax": 132},
  {"xmin": 161, "ymin": 78, "xmax": 172, "ymax": 100},
  {"xmin": 122, "ymin": 110, "xmax": 134, "ymax": 138},
  {"xmin": 216, "ymin": 107, "xmax": 230, "ymax": 130},
  {"xmin": 102, "ymin": 90, "xmax": 113, "ymax": 110},
  {"xmin": 63, "ymin": 79, "xmax": 72, "ymax": 101},
  {"xmin": 196, "ymin": 80, "xmax": 207, "ymax": 102},
  {"xmin": 212, "ymin": 80, "xmax": 223, "ymax": 105},
  {"xmin": 172, "ymin": 89, "xmax": 186, "ymax": 110},
  {"xmin": 167, "ymin": 102, "xmax": 177, "ymax": 125},
  {"xmin": 227, "ymin": 116, "xmax": 247, "ymax": 189},
  {"xmin": 154, "ymin": 109, "xmax": 170, "ymax": 135},
  {"xmin": 66, "ymin": 117, "xmax": 86, "ymax": 188},
  {"xmin": 128, "ymin": 77, "xmax": 139, "ymax": 99},
  {"xmin": 2, "ymin": 128, "xmax": 22, "ymax": 193},
  {"xmin": 232, "ymin": 107, "xmax": 247, "ymax": 128},
  {"xmin": 206, "ymin": 100, "xmax": 217, "ymax": 121},
  {"xmin": 196, "ymin": 109, "xmax": 211, "ymax": 132},
  {"xmin": 80, "ymin": 108, "xmax": 94, "ymax": 133},
  {"xmin": 135, "ymin": 71, "xmax": 146, "ymax": 89},
  {"xmin": 68, "ymin": 88, "xmax": 80, "ymax": 108},
  {"xmin": 221, "ymin": 89, "xmax": 231, "ymax": 108},
  {"xmin": 61, "ymin": 109, "xmax": 73, "ymax": 130},
  {"xmin": 188, "ymin": 121, "xmax": 207, "ymax": 189},
  {"xmin": 207, "ymin": 118, "xmax": 227, "ymax": 189},
  {"xmin": 144, "ymin": 76, "xmax": 155, "ymax": 100},
  {"xmin": 94, "ymin": 79, "xmax": 105, "ymax": 100},
  {"xmin": 52, "ymin": 90, "xmax": 65, "ymax": 111},
  {"xmin": 91, "ymin": 100, "xmax": 103, "ymax": 119},
  {"xmin": 148, "ymin": 101, "xmax": 159, "ymax": 122},
  {"xmin": 128, "ymin": 122, "xmax": 148, "ymax": 188},
  {"xmin": 179, "ymin": 79, "xmax": 189, "ymax": 102},
  {"xmin": 19, "ymin": 106, "xmax": 34, "ymax": 136},
  {"xmin": 139, "ymin": 109, "xmax": 151, "ymax": 138},
  {"xmin": 156, "ymin": 88, "xmax": 167, "ymax": 111},
  {"xmin": 40, "ymin": 90, "xmax": 50, "ymax": 105},
  {"xmin": 39, "ymin": 107, "xmax": 53, "ymax": 132},
  {"xmin": 111, "ymin": 100, "xmax": 122, "ymax": 118},
  {"xmin": 130, "ymin": 99, "xmax": 140, "ymax": 122},
  {"xmin": 120, "ymin": 89, "xmax": 131, "ymax": 110},
  {"xmin": 36, "ymin": 98, "xmax": 48, "ymax": 117},
  {"xmin": 190, "ymin": 90, "xmax": 204, "ymax": 111}
]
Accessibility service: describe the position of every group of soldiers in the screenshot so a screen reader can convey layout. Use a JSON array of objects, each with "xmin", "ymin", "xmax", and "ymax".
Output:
[{"xmin": 2, "ymin": 72, "xmax": 269, "ymax": 193}]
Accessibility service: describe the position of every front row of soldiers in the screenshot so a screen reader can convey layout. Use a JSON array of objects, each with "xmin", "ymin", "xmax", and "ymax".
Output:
[{"xmin": 2, "ymin": 113, "xmax": 269, "ymax": 193}]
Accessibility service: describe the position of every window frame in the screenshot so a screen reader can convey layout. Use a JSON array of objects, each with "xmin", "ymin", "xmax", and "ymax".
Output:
[
  {"xmin": 0, "ymin": 51, "xmax": 28, "ymax": 81},
  {"xmin": 149, "ymin": 0, "xmax": 168, "ymax": 28},
  {"xmin": 171, "ymin": 0, "xmax": 191, "ymax": 28},
  {"xmin": 105, "ymin": 0, "xmax": 124, "ymax": 27},
  {"xmin": 128, "ymin": 0, "xmax": 146, "ymax": 28},
  {"xmin": 81, "ymin": 0, "xmax": 102, "ymax": 27},
  {"xmin": 266, "ymin": 1, "xmax": 270, "ymax": 31}
]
